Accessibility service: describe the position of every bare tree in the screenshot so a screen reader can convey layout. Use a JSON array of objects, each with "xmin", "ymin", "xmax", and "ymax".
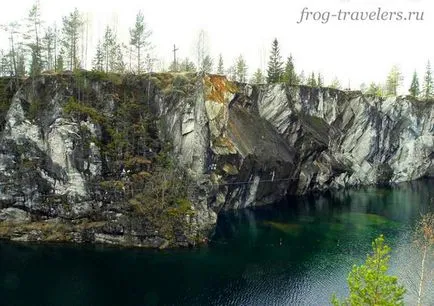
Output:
[
  {"xmin": 81, "ymin": 13, "xmax": 90, "ymax": 69},
  {"xmin": 414, "ymin": 213, "xmax": 434, "ymax": 306},
  {"xmin": 194, "ymin": 29, "xmax": 210, "ymax": 71},
  {"xmin": 1, "ymin": 22, "xmax": 21, "ymax": 77}
]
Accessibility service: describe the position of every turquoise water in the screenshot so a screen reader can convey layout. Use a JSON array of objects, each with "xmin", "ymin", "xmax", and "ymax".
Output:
[{"xmin": 0, "ymin": 179, "xmax": 433, "ymax": 306}]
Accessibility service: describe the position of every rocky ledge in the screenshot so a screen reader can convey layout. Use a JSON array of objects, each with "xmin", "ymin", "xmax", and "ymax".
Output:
[{"xmin": 0, "ymin": 72, "xmax": 432, "ymax": 248}]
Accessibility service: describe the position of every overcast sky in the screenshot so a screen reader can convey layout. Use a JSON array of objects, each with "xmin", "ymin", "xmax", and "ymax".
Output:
[{"xmin": 1, "ymin": 0, "xmax": 433, "ymax": 90}]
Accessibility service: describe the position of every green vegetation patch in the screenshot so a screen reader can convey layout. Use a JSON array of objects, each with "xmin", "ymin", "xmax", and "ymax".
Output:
[
  {"xmin": 74, "ymin": 70, "xmax": 123, "ymax": 85},
  {"xmin": 63, "ymin": 97, "xmax": 106, "ymax": 124},
  {"xmin": 150, "ymin": 72, "xmax": 197, "ymax": 101}
]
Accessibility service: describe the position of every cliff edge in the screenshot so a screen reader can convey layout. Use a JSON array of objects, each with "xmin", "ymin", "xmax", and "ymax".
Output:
[{"xmin": 0, "ymin": 72, "xmax": 432, "ymax": 247}]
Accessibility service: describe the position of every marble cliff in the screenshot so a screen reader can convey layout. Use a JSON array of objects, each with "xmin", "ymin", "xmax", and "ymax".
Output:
[{"xmin": 0, "ymin": 72, "xmax": 432, "ymax": 247}]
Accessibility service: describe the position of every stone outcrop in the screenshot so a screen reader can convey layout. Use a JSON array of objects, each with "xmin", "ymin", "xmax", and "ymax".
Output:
[{"xmin": 0, "ymin": 72, "xmax": 432, "ymax": 247}]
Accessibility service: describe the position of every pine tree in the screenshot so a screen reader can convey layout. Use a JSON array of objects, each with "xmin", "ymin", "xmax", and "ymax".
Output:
[
  {"xmin": 102, "ymin": 26, "xmax": 114, "ymax": 72},
  {"xmin": 299, "ymin": 70, "xmax": 306, "ymax": 85},
  {"xmin": 332, "ymin": 235, "xmax": 406, "ymax": 305},
  {"xmin": 217, "ymin": 54, "xmax": 224, "ymax": 75},
  {"xmin": 317, "ymin": 73, "xmax": 323, "ymax": 88},
  {"xmin": 282, "ymin": 55, "xmax": 298, "ymax": 85},
  {"xmin": 144, "ymin": 53, "xmax": 155, "ymax": 72},
  {"xmin": 235, "ymin": 55, "xmax": 248, "ymax": 83},
  {"xmin": 330, "ymin": 77, "xmax": 341, "ymax": 89},
  {"xmin": 201, "ymin": 55, "xmax": 213, "ymax": 73},
  {"xmin": 16, "ymin": 51, "xmax": 26, "ymax": 77},
  {"xmin": 0, "ymin": 51, "xmax": 5, "ymax": 76},
  {"xmin": 55, "ymin": 48, "xmax": 64, "ymax": 72},
  {"xmin": 307, "ymin": 72, "xmax": 317, "ymax": 87},
  {"xmin": 366, "ymin": 82, "xmax": 384, "ymax": 97},
  {"xmin": 2, "ymin": 22, "xmax": 21, "ymax": 77},
  {"xmin": 422, "ymin": 61, "xmax": 433, "ymax": 100},
  {"xmin": 53, "ymin": 23, "xmax": 59, "ymax": 71},
  {"xmin": 98, "ymin": 26, "xmax": 124, "ymax": 73},
  {"xmin": 0, "ymin": 50, "xmax": 12, "ymax": 76},
  {"xmin": 26, "ymin": 0, "xmax": 43, "ymax": 76},
  {"xmin": 226, "ymin": 65, "xmax": 236, "ymax": 81},
  {"xmin": 251, "ymin": 68, "xmax": 265, "ymax": 84},
  {"xmin": 113, "ymin": 44, "xmax": 125, "ymax": 73},
  {"xmin": 29, "ymin": 45, "xmax": 42, "ymax": 76},
  {"xmin": 129, "ymin": 10, "xmax": 152, "ymax": 74},
  {"xmin": 409, "ymin": 71, "xmax": 420, "ymax": 98},
  {"xmin": 92, "ymin": 41, "xmax": 104, "ymax": 71},
  {"xmin": 42, "ymin": 26, "xmax": 56, "ymax": 71},
  {"xmin": 266, "ymin": 38, "xmax": 283, "ymax": 83},
  {"xmin": 62, "ymin": 8, "xmax": 83, "ymax": 70},
  {"xmin": 179, "ymin": 58, "xmax": 196, "ymax": 72},
  {"xmin": 385, "ymin": 65, "xmax": 402, "ymax": 96}
]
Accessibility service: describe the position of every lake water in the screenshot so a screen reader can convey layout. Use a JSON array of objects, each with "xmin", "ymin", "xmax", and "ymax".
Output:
[{"xmin": 1, "ymin": 179, "xmax": 433, "ymax": 306}]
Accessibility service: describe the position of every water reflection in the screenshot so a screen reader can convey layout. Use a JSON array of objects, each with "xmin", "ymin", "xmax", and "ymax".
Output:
[
  {"xmin": 212, "ymin": 179, "xmax": 434, "ymax": 305},
  {"xmin": 0, "ymin": 179, "xmax": 433, "ymax": 306}
]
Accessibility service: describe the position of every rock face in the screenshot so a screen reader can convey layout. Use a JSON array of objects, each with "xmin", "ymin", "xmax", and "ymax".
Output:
[{"xmin": 0, "ymin": 72, "xmax": 432, "ymax": 247}]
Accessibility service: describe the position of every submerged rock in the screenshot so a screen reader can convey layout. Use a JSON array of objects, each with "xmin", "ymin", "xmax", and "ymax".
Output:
[{"xmin": 0, "ymin": 72, "xmax": 432, "ymax": 247}]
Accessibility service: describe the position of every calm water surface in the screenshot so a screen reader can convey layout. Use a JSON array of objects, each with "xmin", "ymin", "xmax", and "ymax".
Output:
[{"xmin": 1, "ymin": 179, "xmax": 433, "ymax": 306}]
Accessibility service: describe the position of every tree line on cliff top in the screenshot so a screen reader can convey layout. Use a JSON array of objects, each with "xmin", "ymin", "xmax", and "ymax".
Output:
[{"xmin": 0, "ymin": 1, "xmax": 433, "ymax": 100}]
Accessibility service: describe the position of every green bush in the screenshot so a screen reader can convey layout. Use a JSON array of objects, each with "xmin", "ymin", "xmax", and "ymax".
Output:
[{"xmin": 332, "ymin": 235, "xmax": 406, "ymax": 305}]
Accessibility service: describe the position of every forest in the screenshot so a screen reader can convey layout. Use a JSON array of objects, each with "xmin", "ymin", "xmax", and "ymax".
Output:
[{"xmin": 1, "ymin": 0, "xmax": 433, "ymax": 101}]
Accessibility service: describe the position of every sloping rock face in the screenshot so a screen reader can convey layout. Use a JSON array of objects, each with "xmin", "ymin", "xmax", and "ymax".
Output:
[
  {"xmin": 256, "ymin": 85, "xmax": 433, "ymax": 194},
  {"xmin": 0, "ymin": 73, "xmax": 432, "ymax": 247}
]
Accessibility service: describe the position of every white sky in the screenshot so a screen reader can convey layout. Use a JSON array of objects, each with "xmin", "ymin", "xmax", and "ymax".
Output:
[{"xmin": 1, "ymin": 0, "xmax": 433, "ymax": 90}]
